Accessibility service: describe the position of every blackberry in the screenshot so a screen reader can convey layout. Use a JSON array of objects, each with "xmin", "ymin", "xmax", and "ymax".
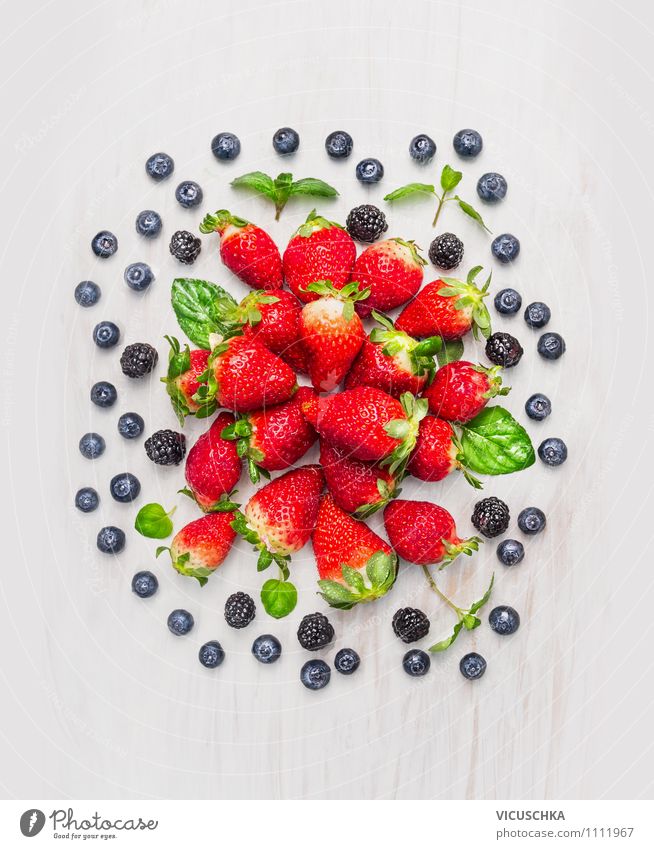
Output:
[
  {"xmin": 485, "ymin": 332, "xmax": 523, "ymax": 367},
  {"xmin": 471, "ymin": 497, "xmax": 510, "ymax": 538},
  {"xmin": 392, "ymin": 608, "xmax": 430, "ymax": 643},
  {"xmin": 428, "ymin": 233, "xmax": 464, "ymax": 270},
  {"xmin": 144, "ymin": 429, "xmax": 186, "ymax": 465},
  {"xmin": 224, "ymin": 592, "xmax": 256, "ymax": 629},
  {"xmin": 345, "ymin": 204, "xmax": 388, "ymax": 243},
  {"xmin": 169, "ymin": 230, "xmax": 201, "ymax": 264},
  {"xmin": 297, "ymin": 612, "xmax": 334, "ymax": 651},
  {"xmin": 120, "ymin": 342, "xmax": 158, "ymax": 378}
]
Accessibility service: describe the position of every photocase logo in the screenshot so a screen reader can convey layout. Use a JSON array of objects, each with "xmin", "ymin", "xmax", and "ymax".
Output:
[{"xmin": 20, "ymin": 809, "xmax": 45, "ymax": 837}]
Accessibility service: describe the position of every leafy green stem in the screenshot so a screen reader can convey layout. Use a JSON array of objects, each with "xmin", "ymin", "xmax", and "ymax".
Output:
[{"xmin": 422, "ymin": 565, "xmax": 462, "ymax": 618}]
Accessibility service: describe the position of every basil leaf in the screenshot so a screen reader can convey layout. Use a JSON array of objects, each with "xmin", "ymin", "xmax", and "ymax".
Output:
[
  {"xmin": 440, "ymin": 165, "xmax": 462, "ymax": 192},
  {"xmin": 460, "ymin": 406, "xmax": 535, "ymax": 475},
  {"xmin": 454, "ymin": 196, "xmax": 491, "ymax": 232},
  {"xmin": 429, "ymin": 621, "xmax": 463, "ymax": 653},
  {"xmin": 289, "ymin": 177, "xmax": 338, "ymax": 198},
  {"xmin": 383, "ymin": 183, "xmax": 436, "ymax": 202},
  {"xmin": 230, "ymin": 171, "xmax": 276, "ymax": 199},
  {"xmin": 135, "ymin": 503, "xmax": 175, "ymax": 539},
  {"xmin": 436, "ymin": 338, "xmax": 464, "ymax": 366},
  {"xmin": 261, "ymin": 578, "xmax": 298, "ymax": 619},
  {"xmin": 171, "ymin": 278, "xmax": 237, "ymax": 349}
]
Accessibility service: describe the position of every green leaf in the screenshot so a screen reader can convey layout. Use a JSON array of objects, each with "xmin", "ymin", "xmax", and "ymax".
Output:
[
  {"xmin": 429, "ymin": 621, "xmax": 463, "ymax": 653},
  {"xmin": 461, "ymin": 613, "xmax": 480, "ymax": 630},
  {"xmin": 436, "ymin": 338, "xmax": 465, "ymax": 366},
  {"xmin": 454, "ymin": 196, "xmax": 491, "ymax": 232},
  {"xmin": 261, "ymin": 579, "xmax": 298, "ymax": 619},
  {"xmin": 366, "ymin": 551, "xmax": 394, "ymax": 587},
  {"xmin": 317, "ymin": 580, "xmax": 358, "ymax": 610},
  {"xmin": 171, "ymin": 278, "xmax": 237, "ymax": 349},
  {"xmin": 468, "ymin": 573, "xmax": 495, "ymax": 615},
  {"xmin": 460, "ymin": 407, "xmax": 535, "ymax": 475},
  {"xmin": 440, "ymin": 165, "xmax": 463, "ymax": 193},
  {"xmin": 341, "ymin": 565, "xmax": 366, "ymax": 594},
  {"xmin": 257, "ymin": 548, "xmax": 273, "ymax": 571},
  {"xmin": 289, "ymin": 177, "xmax": 338, "ymax": 198},
  {"xmin": 134, "ymin": 504, "xmax": 175, "ymax": 539},
  {"xmin": 383, "ymin": 183, "xmax": 436, "ymax": 202},
  {"xmin": 230, "ymin": 171, "xmax": 277, "ymax": 199}
]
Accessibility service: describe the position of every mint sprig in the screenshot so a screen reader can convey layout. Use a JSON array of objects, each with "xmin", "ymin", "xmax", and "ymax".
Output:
[
  {"xmin": 134, "ymin": 503, "xmax": 176, "ymax": 539},
  {"xmin": 231, "ymin": 171, "xmax": 338, "ymax": 220},
  {"xmin": 423, "ymin": 568, "xmax": 495, "ymax": 653}
]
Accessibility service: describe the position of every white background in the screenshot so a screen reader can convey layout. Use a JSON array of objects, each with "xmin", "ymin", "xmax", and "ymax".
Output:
[{"xmin": 1, "ymin": 0, "xmax": 653, "ymax": 801}]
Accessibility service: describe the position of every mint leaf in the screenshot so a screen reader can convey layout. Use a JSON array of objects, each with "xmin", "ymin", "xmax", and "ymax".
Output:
[
  {"xmin": 171, "ymin": 278, "xmax": 237, "ymax": 349},
  {"xmin": 460, "ymin": 406, "xmax": 535, "ymax": 475},
  {"xmin": 429, "ymin": 621, "xmax": 463, "ymax": 652},
  {"xmin": 289, "ymin": 177, "xmax": 338, "ymax": 198},
  {"xmin": 261, "ymin": 579, "xmax": 298, "ymax": 618},
  {"xmin": 135, "ymin": 503, "xmax": 175, "ymax": 539},
  {"xmin": 468, "ymin": 573, "xmax": 495, "ymax": 615},
  {"xmin": 436, "ymin": 338, "xmax": 464, "ymax": 366},
  {"xmin": 440, "ymin": 165, "xmax": 463, "ymax": 192},
  {"xmin": 384, "ymin": 183, "xmax": 436, "ymax": 202},
  {"xmin": 230, "ymin": 171, "xmax": 276, "ymax": 199},
  {"xmin": 455, "ymin": 196, "xmax": 491, "ymax": 232}
]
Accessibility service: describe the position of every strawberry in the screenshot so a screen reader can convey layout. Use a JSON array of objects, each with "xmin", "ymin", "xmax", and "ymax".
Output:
[
  {"xmin": 183, "ymin": 413, "xmax": 242, "ymax": 511},
  {"xmin": 319, "ymin": 440, "xmax": 398, "ymax": 517},
  {"xmin": 407, "ymin": 415, "xmax": 481, "ymax": 488},
  {"xmin": 395, "ymin": 266, "xmax": 492, "ymax": 341},
  {"xmin": 344, "ymin": 311, "xmax": 441, "ymax": 398},
  {"xmin": 423, "ymin": 360, "xmax": 509, "ymax": 423},
  {"xmin": 350, "ymin": 238, "xmax": 426, "ymax": 318},
  {"xmin": 298, "ymin": 281, "xmax": 369, "ymax": 392},
  {"xmin": 162, "ymin": 336, "xmax": 210, "ymax": 425},
  {"xmin": 199, "ymin": 209, "xmax": 283, "ymax": 290},
  {"xmin": 313, "ymin": 494, "xmax": 397, "ymax": 609},
  {"xmin": 384, "ymin": 500, "xmax": 480, "ymax": 566},
  {"xmin": 158, "ymin": 511, "xmax": 237, "ymax": 585},
  {"xmin": 221, "ymin": 387, "xmax": 317, "ymax": 483},
  {"xmin": 283, "ymin": 209, "xmax": 356, "ymax": 303}
]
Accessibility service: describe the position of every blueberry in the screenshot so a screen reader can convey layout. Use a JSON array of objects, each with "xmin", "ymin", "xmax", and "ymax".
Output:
[
  {"xmin": 409, "ymin": 134, "xmax": 436, "ymax": 164},
  {"xmin": 489, "ymin": 605, "xmax": 520, "ymax": 635},
  {"xmin": 79, "ymin": 432, "xmax": 105, "ymax": 459},
  {"xmin": 199, "ymin": 640, "xmax": 225, "ymax": 668},
  {"xmin": 167, "ymin": 609, "xmax": 194, "ymax": 636},
  {"xmin": 124, "ymin": 262, "xmax": 154, "ymax": 292},
  {"xmin": 75, "ymin": 487, "xmax": 99, "ymax": 513},
  {"xmin": 252, "ymin": 634, "xmax": 282, "ymax": 664},
  {"xmin": 325, "ymin": 130, "xmax": 353, "ymax": 159},
  {"xmin": 538, "ymin": 437, "xmax": 568, "ymax": 467},
  {"xmin": 90, "ymin": 381, "xmax": 117, "ymax": 408},
  {"xmin": 300, "ymin": 659, "xmax": 331, "ymax": 690},
  {"xmin": 524, "ymin": 301, "xmax": 551, "ymax": 328},
  {"xmin": 175, "ymin": 180, "xmax": 203, "ymax": 209},
  {"xmin": 117, "ymin": 412, "xmax": 145, "ymax": 440},
  {"xmin": 211, "ymin": 132, "xmax": 241, "ymax": 161},
  {"xmin": 402, "ymin": 649, "xmax": 431, "ymax": 677},
  {"xmin": 109, "ymin": 472, "xmax": 141, "ymax": 503},
  {"xmin": 356, "ymin": 158, "xmax": 384, "ymax": 184},
  {"xmin": 334, "ymin": 648, "xmax": 360, "ymax": 675},
  {"xmin": 135, "ymin": 210, "xmax": 162, "ymax": 238},
  {"xmin": 91, "ymin": 231, "xmax": 118, "ymax": 258},
  {"xmin": 459, "ymin": 652, "xmax": 487, "ymax": 680},
  {"xmin": 477, "ymin": 172, "xmax": 507, "ymax": 202},
  {"xmin": 92, "ymin": 321, "xmax": 120, "ymax": 349},
  {"xmin": 518, "ymin": 507, "xmax": 546, "ymax": 535},
  {"xmin": 494, "ymin": 288, "xmax": 522, "ymax": 315},
  {"xmin": 74, "ymin": 280, "xmax": 101, "ymax": 307},
  {"xmin": 496, "ymin": 539, "xmax": 525, "ymax": 567},
  {"xmin": 525, "ymin": 393, "xmax": 551, "ymax": 421},
  {"xmin": 453, "ymin": 129, "xmax": 483, "ymax": 158},
  {"xmin": 491, "ymin": 233, "xmax": 520, "ymax": 264},
  {"xmin": 272, "ymin": 127, "xmax": 299, "ymax": 155},
  {"xmin": 96, "ymin": 526, "xmax": 125, "ymax": 554},
  {"xmin": 145, "ymin": 152, "xmax": 174, "ymax": 181},
  {"xmin": 537, "ymin": 332, "xmax": 566, "ymax": 360},
  {"xmin": 131, "ymin": 570, "xmax": 158, "ymax": 598}
]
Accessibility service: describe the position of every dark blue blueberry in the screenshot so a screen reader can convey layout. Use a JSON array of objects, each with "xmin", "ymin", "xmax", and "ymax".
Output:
[
  {"xmin": 74, "ymin": 280, "xmax": 101, "ymax": 307},
  {"xmin": 334, "ymin": 648, "xmax": 360, "ymax": 675},
  {"xmin": 537, "ymin": 332, "xmax": 565, "ymax": 360},
  {"xmin": 79, "ymin": 432, "xmax": 105, "ymax": 459},
  {"xmin": 538, "ymin": 437, "xmax": 567, "ymax": 467},
  {"xmin": 496, "ymin": 539, "xmax": 525, "ymax": 567},
  {"xmin": 491, "ymin": 233, "xmax": 520, "ymax": 264},
  {"xmin": 90, "ymin": 381, "xmax": 117, "ymax": 408},
  {"xmin": 92, "ymin": 321, "xmax": 120, "ymax": 349},
  {"xmin": 131, "ymin": 570, "xmax": 158, "ymax": 598},
  {"xmin": 109, "ymin": 472, "xmax": 141, "ymax": 503},
  {"xmin": 477, "ymin": 172, "xmax": 507, "ymax": 202},
  {"xmin": 135, "ymin": 210, "xmax": 162, "ymax": 238},
  {"xmin": 402, "ymin": 649, "xmax": 431, "ymax": 677},
  {"xmin": 117, "ymin": 412, "xmax": 145, "ymax": 440},
  {"xmin": 272, "ymin": 127, "xmax": 300, "ymax": 155},
  {"xmin": 524, "ymin": 301, "xmax": 551, "ymax": 328},
  {"xmin": 75, "ymin": 487, "xmax": 99, "ymax": 513},
  {"xmin": 167, "ymin": 609, "xmax": 194, "ymax": 636},
  {"xmin": 199, "ymin": 640, "xmax": 225, "ymax": 668},
  {"xmin": 124, "ymin": 262, "xmax": 154, "ymax": 292},
  {"xmin": 489, "ymin": 605, "xmax": 520, "ymax": 635},
  {"xmin": 325, "ymin": 130, "xmax": 353, "ymax": 159},
  {"xmin": 518, "ymin": 507, "xmax": 546, "ymax": 535},
  {"xmin": 453, "ymin": 129, "xmax": 483, "ymax": 158},
  {"xmin": 96, "ymin": 526, "xmax": 125, "ymax": 554},
  {"xmin": 356, "ymin": 158, "xmax": 384, "ymax": 184},
  {"xmin": 252, "ymin": 634, "xmax": 282, "ymax": 664},
  {"xmin": 211, "ymin": 132, "xmax": 241, "ymax": 161},
  {"xmin": 525, "ymin": 393, "xmax": 551, "ymax": 421},
  {"xmin": 494, "ymin": 288, "xmax": 522, "ymax": 315},
  {"xmin": 459, "ymin": 652, "xmax": 487, "ymax": 680},
  {"xmin": 300, "ymin": 659, "xmax": 331, "ymax": 690},
  {"xmin": 175, "ymin": 180, "xmax": 203, "ymax": 209},
  {"xmin": 91, "ymin": 231, "xmax": 118, "ymax": 258},
  {"xmin": 409, "ymin": 134, "xmax": 436, "ymax": 164},
  {"xmin": 145, "ymin": 152, "xmax": 174, "ymax": 181}
]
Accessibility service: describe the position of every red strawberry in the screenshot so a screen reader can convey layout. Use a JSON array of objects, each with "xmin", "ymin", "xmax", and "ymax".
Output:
[
  {"xmin": 283, "ymin": 210, "xmax": 356, "ymax": 303},
  {"xmin": 162, "ymin": 336, "xmax": 211, "ymax": 425},
  {"xmin": 199, "ymin": 209, "xmax": 283, "ymax": 290},
  {"xmin": 384, "ymin": 500, "xmax": 480, "ymax": 566},
  {"xmin": 406, "ymin": 415, "xmax": 479, "ymax": 489},
  {"xmin": 319, "ymin": 440, "xmax": 397, "ymax": 517},
  {"xmin": 423, "ymin": 360, "xmax": 508, "ymax": 423},
  {"xmin": 159, "ymin": 511, "xmax": 237, "ymax": 585},
  {"xmin": 184, "ymin": 413, "xmax": 242, "ymax": 511},
  {"xmin": 298, "ymin": 281, "xmax": 368, "ymax": 392},
  {"xmin": 395, "ymin": 266, "xmax": 492, "ymax": 340},
  {"xmin": 313, "ymin": 493, "xmax": 397, "ymax": 608},
  {"xmin": 350, "ymin": 238, "xmax": 425, "ymax": 317}
]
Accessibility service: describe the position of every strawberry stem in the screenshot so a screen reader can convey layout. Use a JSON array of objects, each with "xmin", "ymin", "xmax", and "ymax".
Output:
[{"xmin": 422, "ymin": 565, "xmax": 463, "ymax": 618}]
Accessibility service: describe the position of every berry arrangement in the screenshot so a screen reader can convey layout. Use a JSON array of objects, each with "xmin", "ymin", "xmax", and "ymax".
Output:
[{"xmin": 74, "ymin": 126, "xmax": 567, "ymax": 689}]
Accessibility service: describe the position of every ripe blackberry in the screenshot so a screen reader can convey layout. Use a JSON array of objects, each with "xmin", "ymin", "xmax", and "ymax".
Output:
[
  {"xmin": 392, "ymin": 608, "xmax": 430, "ymax": 643},
  {"xmin": 345, "ymin": 204, "xmax": 388, "ymax": 243},
  {"xmin": 297, "ymin": 612, "xmax": 334, "ymax": 651},
  {"xmin": 169, "ymin": 230, "xmax": 201, "ymax": 264},
  {"xmin": 428, "ymin": 232, "xmax": 464, "ymax": 270},
  {"xmin": 485, "ymin": 332, "xmax": 523, "ymax": 367},
  {"xmin": 120, "ymin": 343, "xmax": 158, "ymax": 378},
  {"xmin": 144, "ymin": 429, "xmax": 186, "ymax": 465},
  {"xmin": 471, "ymin": 497, "xmax": 510, "ymax": 538},
  {"xmin": 224, "ymin": 592, "xmax": 256, "ymax": 629}
]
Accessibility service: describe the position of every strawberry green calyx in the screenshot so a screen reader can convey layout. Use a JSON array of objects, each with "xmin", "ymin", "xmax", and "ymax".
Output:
[
  {"xmin": 383, "ymin": 392, "xmax": 429, "ymax": 475},
  {"xmin": 471, "ymin": 363, "xmax": 511, "ymax": 400},
  {"xmin": 424, "ymin": 568, "xmax": 495, "ymax": 653},
  {"xmin": 199, "ymin": 209, "xmax": 249, "ymax": 235},
  {"xmin": 438, "ymin": 265, "xmax": 493, "ymax": 340},
  {"xmin": 220, "ymin": 416, "xmax": 270, "ymax": 484},
  {"xmin": 178, "ymin": 486, "xmax": 240, "ymax": 514},
  {"xmin": 156, "ymin": 546, "xmax": 214, "ymax": 587},
  {"xmin": 230, "ymin": 171, "xmax": 338, "ymax": 220},
  {"xmin": 391, "ymin": 238, "xmax": 427, "ymax": 267},
  {"xmin": 161, "ymin": 335, "xmax": 193, "ymax": 426},
  {"xmin": 370, "ymin": 311, "xmax": 441, "ymax": 379},
  {"xmin": 304, "ymin": 280, "xmax": 370, "ymax": 321},
  {"xmin": 190, "ymin": 331, "xmax": 244, "ymax": 418},
  {"xmin": 438, "ymin": 534, "xmax": 482, "ymax": 569},
  {"xmin": 296, "ymin": 208, "xmax": 345, "ymax": 237},
  {"xmin": 230, "ymin": 511, "xmax": 291, "ymax": 576},
  {"xmin": 450, "ymin": 432, "xmax": 483, "ymax": 489},
  {"xmin": 354, "ymin": 477, "xmax": 400, "ymax": 519},
  {"xmin": 318, "ymin": 551, "xmax": 398, "ymax": 610},
  {"xmin": 213, "ymin": 290, "xmax": 281, "ymax": 330}
]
